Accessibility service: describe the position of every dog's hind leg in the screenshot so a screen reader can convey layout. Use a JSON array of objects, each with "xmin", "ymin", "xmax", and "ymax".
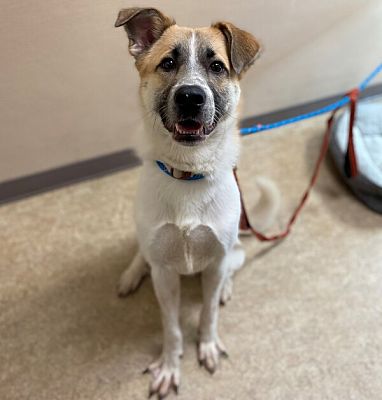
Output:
[
  {"xmin": 118, "ymin": 248, "xmax": 148, "ymax": 297},
  {"xmin": 219, "ymin": 242, "xmax": 245, "ymax": 305}
]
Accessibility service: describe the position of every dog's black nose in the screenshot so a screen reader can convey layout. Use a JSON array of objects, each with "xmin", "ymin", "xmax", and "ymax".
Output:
[{"xmin": 175, "ymin": 85, "xmax": 206, "ymax": 115}]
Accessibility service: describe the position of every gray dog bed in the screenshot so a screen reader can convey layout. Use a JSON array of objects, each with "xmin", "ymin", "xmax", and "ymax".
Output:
[{"xmin": 330, "ymin": 98, "xmax": 382, "ymax": 214}]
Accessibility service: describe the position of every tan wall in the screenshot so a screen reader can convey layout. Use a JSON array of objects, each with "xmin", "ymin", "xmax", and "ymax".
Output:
[{"xmin": 1, "ymin": 0, "xmax": 381, "ymax": 181}]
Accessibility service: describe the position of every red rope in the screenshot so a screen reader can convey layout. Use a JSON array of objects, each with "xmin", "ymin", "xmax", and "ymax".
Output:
[
  {"xmin": 235, "ymin": 88, "xmax": 359, "ymax": 242},
  {"xmin": 345, "ymin": 88, "xmax": 359, "ymax": 178}
]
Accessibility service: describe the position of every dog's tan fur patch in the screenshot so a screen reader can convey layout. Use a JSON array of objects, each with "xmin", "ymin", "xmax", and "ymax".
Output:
[{"xmin": 136, "ymin": 26, "xmax": 232, "ymax": 78}]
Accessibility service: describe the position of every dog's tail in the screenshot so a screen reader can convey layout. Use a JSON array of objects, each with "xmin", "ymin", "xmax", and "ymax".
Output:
[{"xmin": 240, "ymin": 177, "xmax": 280, "ymax": 234}]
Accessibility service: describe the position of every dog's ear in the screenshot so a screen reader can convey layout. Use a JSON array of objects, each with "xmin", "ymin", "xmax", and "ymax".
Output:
[
  {"xmin": 213, "ymin": 22, "xmax": 261, "ymax": 78},
  {"xmin": 115, "ymin": 8, "xmax": 175, "ymax": 58}
]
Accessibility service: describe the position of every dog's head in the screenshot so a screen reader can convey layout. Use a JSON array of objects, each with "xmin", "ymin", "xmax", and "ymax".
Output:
[{"xmin": 115, "ymin": 7, "xmax": 260, "ymax": 155}]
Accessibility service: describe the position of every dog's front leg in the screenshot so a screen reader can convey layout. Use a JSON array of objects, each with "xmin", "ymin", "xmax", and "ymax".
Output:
[
  {"xmin": 198, "ymin": 262, "xmax": 228, "ymax": 373},
  {"xmin": 145, "ymin": 266, "xmax": 182, "ymax": 398}
]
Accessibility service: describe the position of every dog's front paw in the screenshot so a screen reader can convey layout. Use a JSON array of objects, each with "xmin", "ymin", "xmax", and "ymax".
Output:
[
  {"xmin": 144, "ymin": 356, "xmax": 180, "ymax": 399},
  {"xmin": 198, "ymin": 338, "xmax": 228, "ymax": 374}
]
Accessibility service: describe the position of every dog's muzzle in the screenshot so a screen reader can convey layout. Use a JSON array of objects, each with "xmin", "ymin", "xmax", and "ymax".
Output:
[
  {"xmin": 175, "ymin": 85, "xmax": 206, "ymax": 118},
  {"xmin": 168, "ymin": 85, "xmax": 216, "ymax": 146}
]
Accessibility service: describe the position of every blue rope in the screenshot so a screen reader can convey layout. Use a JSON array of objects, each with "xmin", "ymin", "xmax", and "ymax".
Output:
[{"xmin": 240, "ymin": 63, "xmax": 382, "ymax": 135}]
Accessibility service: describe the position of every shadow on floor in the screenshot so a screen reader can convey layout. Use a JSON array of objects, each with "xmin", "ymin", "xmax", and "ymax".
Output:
[{"xmin": 304, "ymin": 130, "xmax": 382, "ymax": 229}]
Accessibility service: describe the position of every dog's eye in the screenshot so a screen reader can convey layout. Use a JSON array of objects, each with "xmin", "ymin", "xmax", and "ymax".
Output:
[
  {"xmin": 210, "ymin": 61, "xmax": 225, "ymax": 74},
  {"xmin": 159, "ymin": 57, "xmax": 176, "ymax": 72}
]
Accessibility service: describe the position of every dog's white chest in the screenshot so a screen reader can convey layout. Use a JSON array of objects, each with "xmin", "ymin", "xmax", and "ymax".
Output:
[{"xmin": 149, "ymin": 223, "xmax": 225, "ymax": 275}]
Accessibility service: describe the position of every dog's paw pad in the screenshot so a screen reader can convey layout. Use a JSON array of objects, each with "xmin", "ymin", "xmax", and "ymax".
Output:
[
  {"xmin": 145, "ymin": 358, "xmax": 180, "ymax": 399},
  {"xmin": 198, "ymin": 339, "xmax": 228, "ymax": 374},
  {"xmin": 220, "ymin": 277, "xmax": 233, "ymax": 305}
]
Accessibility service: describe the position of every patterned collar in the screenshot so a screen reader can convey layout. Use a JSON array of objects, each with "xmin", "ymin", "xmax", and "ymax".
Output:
[{"xmin": 156, "ymin": 160, "xmax": 205, "ymax": 181}]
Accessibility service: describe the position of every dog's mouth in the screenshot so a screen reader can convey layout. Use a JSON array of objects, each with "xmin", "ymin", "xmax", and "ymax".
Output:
[{"xmin": 170, "ymin": 119, "xmax": 216, "ymax": 145}]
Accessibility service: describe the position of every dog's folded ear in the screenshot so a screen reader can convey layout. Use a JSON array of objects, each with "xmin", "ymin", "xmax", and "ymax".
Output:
[
  {"xmin": 213, "ymin": 22, "xmax": 261, "ymax": 78},
  {"xmin": 115, "ymin": 8, "xmax": 175, "ymax": 58}
]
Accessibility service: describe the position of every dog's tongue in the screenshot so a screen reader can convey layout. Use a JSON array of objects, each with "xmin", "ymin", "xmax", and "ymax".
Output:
[{"xmin": 175, "ymin": 120, "xmax": 203, "ymax": 134}]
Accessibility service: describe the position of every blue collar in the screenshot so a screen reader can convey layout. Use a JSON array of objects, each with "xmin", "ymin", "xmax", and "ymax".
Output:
[{"xmin": 156, "ymin": 160, "xmax": 205, "ymax": 181}]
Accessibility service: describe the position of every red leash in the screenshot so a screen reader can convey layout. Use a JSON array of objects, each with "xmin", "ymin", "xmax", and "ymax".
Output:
[{"xmin": 235, "ymin": 88, "xmax": 360, "ymax": 242}]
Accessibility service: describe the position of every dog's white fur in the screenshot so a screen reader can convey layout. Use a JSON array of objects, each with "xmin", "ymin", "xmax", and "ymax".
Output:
[
  {"xmin": 120, "ymin": 81, "xmax": 244, "ymax": 387},
  {"xmin": 116, "ymin": 9, "xmax": 279, "ymax": 397}
]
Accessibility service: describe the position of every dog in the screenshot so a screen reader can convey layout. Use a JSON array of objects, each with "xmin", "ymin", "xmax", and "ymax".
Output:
[{"xmin": 115, "ymin": 7, "xmax": 279, "ymax": 398}]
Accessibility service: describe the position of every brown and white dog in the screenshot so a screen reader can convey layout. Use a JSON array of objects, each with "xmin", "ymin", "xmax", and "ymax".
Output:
[{"xmin": 115, "ymin": 7, "xmax": 278, "ymax": 398}]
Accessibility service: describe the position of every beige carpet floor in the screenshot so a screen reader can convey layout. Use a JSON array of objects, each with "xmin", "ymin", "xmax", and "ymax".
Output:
[{"xmin": 1, "ymin": 116, "xmax": 382, "ymax": 400}]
